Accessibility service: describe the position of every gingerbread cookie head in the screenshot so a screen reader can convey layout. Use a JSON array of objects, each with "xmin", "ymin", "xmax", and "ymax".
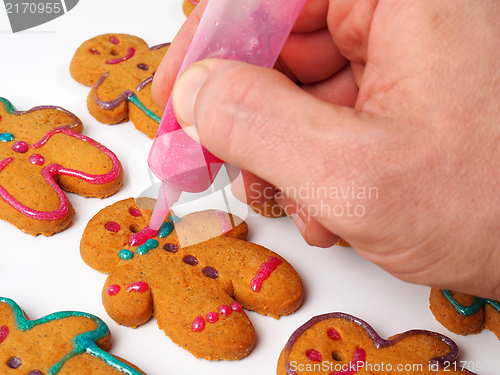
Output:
[
  {"xmin": 70, "ymin": 34, "xmax": 170, "ymax": 138},
  {"xmin": 429, "ymin": 288, "xmax": 500, "ymax": 340},
  {"xmin": 277, "ymin": 312, "xmax": 477, "ymax": 375},
  {"xmin": 0, "ymin": 97, "xmax": 123, "ymax": 236},
  {"xmin": 80, "ymin": 198, "xmax": 303, "ymax": 360},
  {"xmin": 0, "ymin": 297, "xmax": 144, "ymax": 375}
]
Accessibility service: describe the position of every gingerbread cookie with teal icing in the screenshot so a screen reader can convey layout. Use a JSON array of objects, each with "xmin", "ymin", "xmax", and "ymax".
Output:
[
  {"xmin": 429, "ymin": 288, "xmax": 500, "ymax": 339},
  {"xmin": 80, "ymin": 197, "xmax": 303, "ymax": 360},
  {"xmin": 0, "ymin": 97, "xmax": 123, "ymax": 236},
  {"xmin": 70, "ymin": 34, "xmax": 170, "ymax": 139},
  {"xmin": 0, "ymin": 297, "xmax": 145, "ymax": 375},
  {"xmin": 277, "ymin": 312, "xmax": 478, "ymax": 375}
]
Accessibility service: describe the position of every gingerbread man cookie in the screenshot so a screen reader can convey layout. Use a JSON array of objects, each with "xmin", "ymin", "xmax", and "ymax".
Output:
[
  {"xmin": 0, "ymin": 297, "xmax": 144, "ymax": 375},
  {"xmin": 277, "ymin": 312, "xmax": 477, "ymax": 375},
  {"xmin": 80, "ymin": 197, "xmax": 303, "ymax": 360},
  {"xmin": 0, "ymin": 97, "xmax": 123, "ymax": 236},
  {"xmin": 70, "ymin": 34, "xmax": 170, "ymax": 139},
  {"xmin": 429, "ymin": 288, "xmax": 500, "ymax": 340}
]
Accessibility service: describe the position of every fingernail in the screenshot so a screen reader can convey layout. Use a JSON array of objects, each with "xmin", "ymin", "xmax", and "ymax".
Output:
[
  {"xmin": 291, "ymin": 213, "xmax": 306, "ymax": 236},
  {"xmin": 182, "ymin": 125, "xmax": 201, "ymax": 144},
  {"xmin": 172, "ymin": 64, "xmax": 210, "ymax": 129}
]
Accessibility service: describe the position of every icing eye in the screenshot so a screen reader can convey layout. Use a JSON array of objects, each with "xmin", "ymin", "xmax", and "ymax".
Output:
[
  {"xmin": 128, "ymin": 207, "xmax": 142, "ymax": 217},
  {"xmin": 305, "ymin": 349, "xmax": 322, "ymax": 362},
  {"xmin": 327, "ymin": 328, "xmax": 341, "ymax": 340},
  {"xmin": 6, "ymin": 356, "xmax": 22, "ymax": 369},
  {"xmin": 105, "ymin": 221, "xmax": 120, "ymax": 233},
  {"xmin": 332, "ymin": 351, "xmax": 343, "ymax": 361},
  {"xmin": 89, "ymin": 48, "xmax": 100, "ymax": 55},
  {"xmin": 110, "ymin": 36, "xmax": 120, "ymax": 45}
]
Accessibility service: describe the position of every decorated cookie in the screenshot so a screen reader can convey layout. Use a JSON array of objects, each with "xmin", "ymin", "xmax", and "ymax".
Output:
[
  {"xmin": 429, "ymin": 288, "xmax": 500, "ymax": 340},
  {"xmin": 277, "ymin": 312, "xmax": 477, "ymax": 375},
  {"xmin": 0, "ymin": 297, "xmax": 144, "ymax": 375},
  {"xmin": 80, "ymin": 197, "xmax": 303, "ymax": 360},
  {"xmin": 0, "ymin": 97, "xmax": 123, "ymax": 236},
  {"xmin": 183, "ymin": 0, "xmax": 199, "ymax": 16},
  {"xmin": 70, "ymin": 34, "xmax": 170, "ymax": 139}
]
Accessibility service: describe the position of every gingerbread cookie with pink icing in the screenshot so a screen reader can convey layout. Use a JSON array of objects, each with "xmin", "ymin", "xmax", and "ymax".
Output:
[
  {"xmin": 277, "ymin": 312, "xmax": 478, "ymax": 375},
  {"xmin": 70, "ymin": 34, "xmax": 170, "ymax": 139},
  {"xmin": 429, "ymin": 288, "xmax": 500, "ymax": 340},
  {"xmin": 0, "ymin": 296, "xmax": 145, "ymax": 374},
  {"xmin": 80, "ymin": 197, "xmax": 303, "ymax": 360},
  {"xmin": 0, "ymin": 97, "xmax": 123, "ymax": 236}
]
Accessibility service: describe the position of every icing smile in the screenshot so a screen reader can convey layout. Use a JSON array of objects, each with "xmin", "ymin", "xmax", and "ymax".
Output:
[{"xmin": 106, "ymin": 47, "xmax": 136, "ymax": 64}]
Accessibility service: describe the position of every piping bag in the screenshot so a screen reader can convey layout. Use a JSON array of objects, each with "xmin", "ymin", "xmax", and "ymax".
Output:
[{"xmin": 131, "ymin": 0, "xmax": 307, "ymax": 246}]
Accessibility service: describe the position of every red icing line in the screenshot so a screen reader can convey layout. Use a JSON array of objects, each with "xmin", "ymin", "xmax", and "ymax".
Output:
[
  {"xmin": 250, "ymin": 256, "xmax": 282, "ymax": 292},
  {"xmin": 107, "ymin": 285, "xmax": 120, "ymax": 296},
  {"xmin": 330, "ymin": 348, "xmax": 366, "ymax": 375},
  {"xmin": 0, "ymin": 127, "xmax": 120, "ymax": 221},
  {"xmin": 128, "ymin": 225, "xmax": 158, "ymax": 246},
  {"xmin": 106, "ymin": 47, "xmax": 135, "ymax": 64},
  {"xmin": 0, "ymin": 325, "xmax": 9, "ymax": 343},
  {"xmin": 126, "ymin": 281, "xmax": 149, "ymax": 293},
  {"xmin": 192, "ymin": 316, "xmax": 205, "ymax": 332}
]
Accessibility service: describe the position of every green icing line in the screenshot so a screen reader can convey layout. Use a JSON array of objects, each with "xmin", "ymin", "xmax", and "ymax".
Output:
[
  {"xmin": 0, "ymin": 297, "xmax": 143, "ymax": 375},
  {"xmin": 441, "ymin": 289, "xmax": 500, "ymax": 317},
  {"xmin": 0, "ymin": 97, "xmax": 16, "ymax": 114},
  {"xmin": 129, "ymin": 94, "xmax": 161, "ymax": 123}
]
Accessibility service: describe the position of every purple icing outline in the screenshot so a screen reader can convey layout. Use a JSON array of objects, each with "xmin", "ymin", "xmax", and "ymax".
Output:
[
  {"xmin": 284, "ymin": 312, "xmax": 477, "ymax": 375},
  {"xmin": 5, "ymin": 104, "xmax": 82, "ymax": 131},
  {"xmin": 136, "ymin": 77, "xmax": 153, "ymax": 92},
  {"xmin": 93, "ymin": 71, "xmax": 135, "ymax": 110}
]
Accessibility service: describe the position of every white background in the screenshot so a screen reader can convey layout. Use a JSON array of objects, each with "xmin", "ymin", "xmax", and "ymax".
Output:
[{"xmin": 0, "ymin": 1, "xmax": 498, "ymax": 374}]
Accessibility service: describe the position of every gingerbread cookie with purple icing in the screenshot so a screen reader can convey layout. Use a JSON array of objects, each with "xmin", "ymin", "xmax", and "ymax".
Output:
[
  {"xmin": 80, "ymin": 197, "xmax": 303, "ymax": 360},
  {"xmin": 70, "ymin": 34, "xmax": 170, "ymax": 139},
  {"xmin": 277, "ymin": 312, "xmax": 477, "ymax": 375},
  {"xmin": 0, "ymin": 297, "xmax": 145, "ymax": 375},
  {"xmin": 429, "ymin": 288, "xmax": 500, "ymax": 340},
  {"xmin": 0, "ymin": 97, "xmax": 123, "ymax": 236}
]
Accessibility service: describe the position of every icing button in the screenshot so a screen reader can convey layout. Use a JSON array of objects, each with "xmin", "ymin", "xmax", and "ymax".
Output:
[
  {"xmin": 206, "ymin": 312, "xmax": 218, "ymax": 323},
  {"xmin": 163, "ymin": 243, "xmax": 178, "ymax": 253},
  {"xmin": 119, "ymin": 249, "xmax": 134, "ymax": 260},
  {"xmin": 183, "ymin": 255, "xmax": 198, "ymax": 266},
  {"xmin": 158, "ymin": 222, "xmax": 173, "ymax": 238},
  {"xmin": 231, "ymin": 303, "xmax": 242, "ymax": 312},
  {"xmin": 192, "ymin": 316, "xmax": 205, "ymax": 332},
  {"xmin": 0, "ymin": 132, "xmax": 14, "ymax": 142},
  {"xmin": 202, "ymin": 266, "xmax": 219, "ymax": 279},
  {"xmin": 7, "ymin": 356, "xmax": 22, "ymax": 369},
  {"xmin": 29, "ymin": 154, "xmax": 45, "ymax": 165},
  {"xmin": 219, "ymin": 305, "xmax": 232, "ymax": 317},
  {"xmin": 12, "ymin": 140, "xmax": 28, "ymax": 153}
]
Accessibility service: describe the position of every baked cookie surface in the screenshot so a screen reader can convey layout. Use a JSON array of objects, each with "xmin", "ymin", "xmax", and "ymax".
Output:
[
  {"xmin": 0, "ymin": 297, "xmax": 144, "ymax": 375},
  {"xmin": 0, "ymin": 97, "xmax": 123, "ymax": 236},
  {"xmin": 80, "ymin": 197, "xmax": 303, "ymax": 360},
  {"xmin": 430, "ymin": 288, "xmax": 500, "ymax": 340},
  {"xmin": 70, "ymin": 34, "xmax": 169, "ymax": 139},
  {"xmin": 277, "ymin": 312, "xmax": 478, "ymax": 375}
]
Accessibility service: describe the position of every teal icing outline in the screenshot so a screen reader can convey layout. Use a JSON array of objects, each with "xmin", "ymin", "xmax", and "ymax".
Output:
[
  {"xmin": 128, "ymin": 94, "xmax": 161, "ymax": 123},
  {"xmin": 0, "ymin": 297, "xmax": 143, "ymax": 375},
  {"xmin": 441, "ymin": 290, "xmax": 500, "ymax": 317},
  {"xmin": 0, "ymin": 97, "xmax": 16, "ymax": 114}
]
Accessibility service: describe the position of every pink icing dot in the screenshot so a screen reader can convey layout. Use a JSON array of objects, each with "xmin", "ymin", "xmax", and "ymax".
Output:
[
  {"xmin": 231, "ymin": 302, "xmax": 242, "ymax": 312},
  {"xmin": 219, "ymin": 305, "xmax": 232, "ymax": 317},
  {"xmin": 206, "ymin": 312, "xmax": 218, "ymax": 323},
  {"xmin": 128, "ymin": 226, "xmax": 157, "ymax": 246},
  {"xmin": 126, "ymin": 281, "xmax": 149, "ymax": 293},
  {"xmin": 305, "ymin": 349, "xmax": 322, "ymax": 362},
  {"xmin": 12, "ymin": 140, "xmax": 28, "ymax": 153},
  {"xmin": 128, "ymin": 207, "xmax": 142, "ymax": 217},
  {"xmin": 0, "ymin": 325, "xmax": 9, "ymax": 344},
  {"xmin": 29, "ymin": 154, "xmax": 45, "ymax": 165},
  {"xmin": 192, "ymin": 316, "xmax": 205, "ymax": 332},
  {"xmin": 250, "ymin": 256, "xmax": 282, "ymax": 293},
  {"xmin": 107, "ymin": 285, "xmax": 120, "ymax": 296},
  {"xmin": 104, "ymin": 221, "xmax": 120, "ymax": 233},
  {"xmin": 327, "ymin": 328, "xmax": 341, "ymax": 340},
  {"xmin": 90, "ymin": 48, "xmax": 101, "ymax": 55},
  {"xmin": 110, "ymin": 36, "xmax": 120, "ymax": 44}
]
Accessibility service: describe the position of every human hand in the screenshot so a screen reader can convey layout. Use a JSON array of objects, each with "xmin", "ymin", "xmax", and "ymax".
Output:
[{"xmin": 152, "ymin": 0, "xmax": 500, "ymax": 299}]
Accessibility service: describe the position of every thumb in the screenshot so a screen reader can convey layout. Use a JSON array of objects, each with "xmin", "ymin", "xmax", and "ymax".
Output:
[{"xmin": 171, "ymin": 59, "xmax": 380, "ymax": 229}]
